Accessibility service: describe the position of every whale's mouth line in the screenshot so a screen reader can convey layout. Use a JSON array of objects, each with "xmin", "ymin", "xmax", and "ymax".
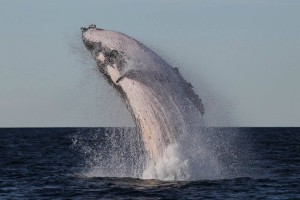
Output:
[{"xmin": 116, "ymin": 75, "xmax": 124, "ymax": 83}]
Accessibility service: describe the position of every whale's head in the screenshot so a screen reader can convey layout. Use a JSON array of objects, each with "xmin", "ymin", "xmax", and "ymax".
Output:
[{"xmin": 81, "ymin": 24, "xmax": 155, "ymax": 84}]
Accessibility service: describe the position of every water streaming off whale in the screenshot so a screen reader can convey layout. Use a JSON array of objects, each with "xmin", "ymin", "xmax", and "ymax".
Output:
[{"xmin": 79, "ymin": 25, "xmax": 232, "ymax": 180}]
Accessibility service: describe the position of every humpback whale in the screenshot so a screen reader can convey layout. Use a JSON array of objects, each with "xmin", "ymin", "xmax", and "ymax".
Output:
[{"xmin": 81, "ymin": 25, "xmax": 205, "ymax": 177}]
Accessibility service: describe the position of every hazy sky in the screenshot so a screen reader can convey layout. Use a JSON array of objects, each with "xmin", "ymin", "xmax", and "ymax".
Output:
[{"xmin": 1, "ymin": 0, "xmax": 300, "ymax": 127}]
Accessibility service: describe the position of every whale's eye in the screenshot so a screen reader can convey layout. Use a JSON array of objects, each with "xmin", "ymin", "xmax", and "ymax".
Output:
[
  {"xmin": 108, "ymin": 50, "xmax": 119, "ymax": 63},
  {"xmin": 110, "ymin": 50, "xmax": 118, "ymax": 58}
]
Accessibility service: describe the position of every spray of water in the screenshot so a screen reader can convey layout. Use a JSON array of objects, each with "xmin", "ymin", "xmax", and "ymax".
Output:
[{"xmin": 71, "ymin": 128, "xmax": 144, "ymax": 178}]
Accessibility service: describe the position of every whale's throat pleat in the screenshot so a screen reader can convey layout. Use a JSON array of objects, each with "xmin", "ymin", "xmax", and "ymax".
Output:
[{"xmin": 118, "ymin": 77, "xmax": 176, "ymax": 160}]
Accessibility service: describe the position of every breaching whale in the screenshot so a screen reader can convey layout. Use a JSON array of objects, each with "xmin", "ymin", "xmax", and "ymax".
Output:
[{"xmin": 81, "ymin": 24, "xmax": 205, "ymax": 176}]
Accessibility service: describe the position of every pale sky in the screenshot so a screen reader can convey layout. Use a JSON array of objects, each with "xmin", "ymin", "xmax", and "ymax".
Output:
[{"xmin": 0, "ymin": 0, "xmax": 299, "ymax": 127}]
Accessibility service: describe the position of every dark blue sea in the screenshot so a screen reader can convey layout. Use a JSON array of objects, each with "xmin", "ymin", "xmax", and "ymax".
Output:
[{"xmin": 1, "ymin": 128, "xmax": 299, "ymax": 199}]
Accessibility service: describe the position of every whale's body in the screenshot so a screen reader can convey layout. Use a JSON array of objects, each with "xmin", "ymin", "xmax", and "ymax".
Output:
[{"xmin": 81, "ymin": 25, "xmax": 204, "ymax": 176}]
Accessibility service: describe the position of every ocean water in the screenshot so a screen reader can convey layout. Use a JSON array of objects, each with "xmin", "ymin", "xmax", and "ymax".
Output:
[{"xmin": 0, "ymin": 128, "xmax": 299, "ymax": 199}]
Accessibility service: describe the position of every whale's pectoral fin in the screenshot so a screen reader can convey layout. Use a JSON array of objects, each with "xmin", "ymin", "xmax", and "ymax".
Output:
[
  {"xmin": 184, "ymin": 82, "xmax": 205, "ymax": 115},
  {"xmin": 190, "ymin": 94, "xmax": 205, "ymax": 116},
  {"xmin": 176, "ymin": 67, "xmax": 205, "ymax": 116}
]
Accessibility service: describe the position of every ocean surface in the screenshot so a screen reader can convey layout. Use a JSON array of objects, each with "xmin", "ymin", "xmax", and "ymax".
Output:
[{"xmin": 0, "ymin": 128, "xmax": 299, "ymax": 199}]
